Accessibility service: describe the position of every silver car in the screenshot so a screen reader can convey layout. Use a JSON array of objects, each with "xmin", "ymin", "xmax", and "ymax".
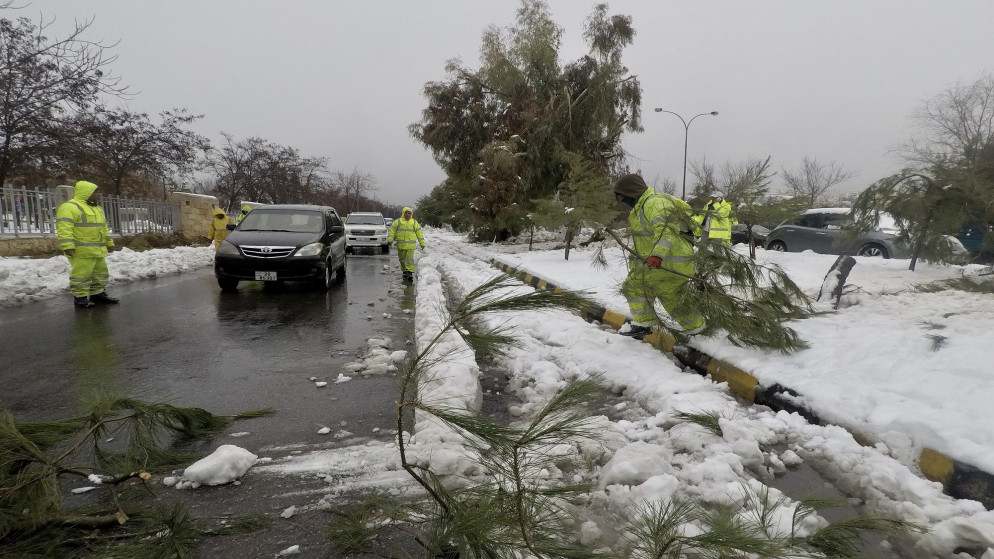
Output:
[
  {"xmin": 765, "ymin": 208, "xmax": 907, "ymax": 259},
  {"xmin": 344, "ymin": 212, "xmax": 391, "ymax": 254}
]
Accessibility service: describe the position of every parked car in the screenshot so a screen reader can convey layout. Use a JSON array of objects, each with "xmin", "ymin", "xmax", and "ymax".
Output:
[
  {"xmin": 214, "ymin": 204, "xmax": 347, "ymax": 291},
  {"xmin": 955, "ymin": 223, "xmax": 988, "ymax": 253},
  {"xmin": 765, "ymin": 208, "xmax": 907, "ymax": 259},
  {"xmin": 344, "ymin": 212, "xmax": 390, "ymax": 254},
  {"xmin": 730, "ymin": 224, "xmax": 770, "ymax": 248}
]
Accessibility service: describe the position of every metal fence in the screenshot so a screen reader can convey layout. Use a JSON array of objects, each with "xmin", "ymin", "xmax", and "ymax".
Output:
[
  {"xmin": 100, "ymin": 194, "xmax": 176, "ymax": 235},
  {"xmin": 0, "ymin": 186, "xmax": 176, "ymax": 238}
]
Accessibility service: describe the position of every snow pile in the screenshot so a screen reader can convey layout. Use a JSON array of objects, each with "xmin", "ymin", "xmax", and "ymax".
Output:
[
  {"xmin": 0, "ymin": 246, "xmax": 215, "ymax": 307},
  {"xmin": 164, "ymin": 445, "xmax": 258, "ymax": 489}
]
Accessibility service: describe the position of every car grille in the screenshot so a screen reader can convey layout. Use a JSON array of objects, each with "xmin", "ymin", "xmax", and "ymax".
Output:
[
  {"xmin": 351, "ymin": 229, "xmax": 376, "ymax": 236},
  {"xmin": 241, "ymin": 245, "xmax": 296, "ymax": 258}
]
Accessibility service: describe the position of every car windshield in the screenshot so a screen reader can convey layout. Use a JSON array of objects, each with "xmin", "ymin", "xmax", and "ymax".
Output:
[
  {"xmin": 346, "ymin": 214, "xmax": 384, "ymax": 225},
  {"xmin": 239, "ymin": 210, "xmax": 323, "ymax": 233}
]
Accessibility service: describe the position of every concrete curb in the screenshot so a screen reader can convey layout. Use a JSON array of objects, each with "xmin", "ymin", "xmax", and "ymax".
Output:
[{"xmin": 490, "ymin": 258, "xmax": 994, "ymax": 509}]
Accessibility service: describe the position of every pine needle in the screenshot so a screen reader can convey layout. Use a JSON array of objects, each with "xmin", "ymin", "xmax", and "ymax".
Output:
[{"xmin": 674, "ymin": 410, "xmax": 724, "ymax": 436}]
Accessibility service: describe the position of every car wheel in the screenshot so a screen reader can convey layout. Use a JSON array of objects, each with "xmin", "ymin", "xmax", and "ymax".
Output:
[
  {"xmin": 767, "ymin": 240, "xmax": 787, "ymax": 252},
  {"xmin": 381, "ymin": 244, "xmax": 390, "ymax": 254},
  {"xmin": 856, "ymin": 243, "xmax": 889, "ymax": 258},
  {"xmin": 315, "ymin": 262, "xmax": 332, "ymax": 290},
  {"xmin": 345, "ymin": 245, "xmax": 354, "ymax": 255},
  {"xmin": 335, "ymin": 262, "xmax": 347, "ymax": 283},
  {"xmin": 217, "ymin": 277, "xmax": 239, "ymax": 291}
]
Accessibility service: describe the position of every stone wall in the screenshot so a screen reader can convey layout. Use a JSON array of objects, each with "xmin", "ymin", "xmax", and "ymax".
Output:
[{"xmin": 169, "ymin": 192, "xmax": 222, "ymax": 240}]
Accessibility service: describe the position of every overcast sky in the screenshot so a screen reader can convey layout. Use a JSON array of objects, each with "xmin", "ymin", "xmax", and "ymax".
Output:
[{"xmin": 32, "ymin": 1, "xmax": 994, "ymax": 205}]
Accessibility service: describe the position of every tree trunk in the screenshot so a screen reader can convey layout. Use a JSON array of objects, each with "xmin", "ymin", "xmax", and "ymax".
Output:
[
  {"xmin": 563, "ymin": 226, "xmax": 575, "ymax": 261},
  {"xmin": 817, "ymin": 255, "xmax": 856, "ymax": 309}
]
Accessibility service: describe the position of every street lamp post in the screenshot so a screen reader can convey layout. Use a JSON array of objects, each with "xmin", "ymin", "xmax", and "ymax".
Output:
[{"xmin": 653, "ymin": 108, "xmax": 718, "ymax": 200}]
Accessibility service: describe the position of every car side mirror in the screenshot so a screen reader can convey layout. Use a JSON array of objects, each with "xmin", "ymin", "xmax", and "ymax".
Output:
[
  {"xmin": 329, "ymin": 225, "xmax": 344, "ymax": 234},
  {"xmin": 226, "ymin": 223, "xmax": 236, "ymax": 230}
]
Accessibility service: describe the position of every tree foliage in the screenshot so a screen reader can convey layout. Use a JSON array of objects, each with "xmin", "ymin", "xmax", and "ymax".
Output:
[
  {"xmin": 0, "ymin": 396, "xmax": 274, "ymax": 557},
  {"xmin": 781, "ymin": 156, "xmax": 855, "ymax": 207},
  {"xmin": 59, "ymin": 107, "xmax": 210, "ymax": 197},
  {"xmin": 204, "ymin": 133, "xmax": 332, "ymax": 210},
  {"xmin": 326, "ymin": 277, "xmax": 921, "ymax": 559},
  {"xmin": 410, "ymin": 0, "xmax": 641, "ymax": 243},
  {"xmin": 852, "ymin": 73, "xmax": 994, "ymax": 269},
  {"xmin": 688, "ymin": 156, "xmax": 805, "ymax": 259},
  {"xmin": 332, "ymin": 167, "xmax": 378, "ymax": 214},
  {"xmin": 0, "ymin": 14, "xmax": 126, "ymax": 186},
  {"xmin": 902, "ymin": 72, "xmax": 994, "ymax": 184},
  {"xmin": 851, "ymin": 172, "xmax": 974, "ymax": 271}
]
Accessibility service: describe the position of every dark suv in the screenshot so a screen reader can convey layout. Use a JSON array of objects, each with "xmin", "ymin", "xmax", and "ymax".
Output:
[{"xmin": 214, "ymin": 204, "xmax": 347, "ymax": 291}]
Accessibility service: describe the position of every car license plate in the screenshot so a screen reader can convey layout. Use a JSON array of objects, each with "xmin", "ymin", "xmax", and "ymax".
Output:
[{"xmin": 255, "ymin": 271, "xmax": 277, "ymax": 281}]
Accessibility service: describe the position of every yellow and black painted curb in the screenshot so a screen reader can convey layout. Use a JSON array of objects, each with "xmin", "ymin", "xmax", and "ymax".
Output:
[{"xmin": 490, "ymin": 258, "xmax": 994, "ymax": 509}]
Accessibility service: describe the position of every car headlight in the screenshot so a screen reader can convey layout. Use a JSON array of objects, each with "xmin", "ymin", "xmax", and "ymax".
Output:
[
  {"xmin": 376, "ymin": 228, "xmax": 387, "ymax": 235},
  {"xmin": 217, "ymin": 240, "xmax": 239, "ymax": 255},
  {"xmin": 294, "ymin": 242, "xmax": 324, "ymax": 257}
]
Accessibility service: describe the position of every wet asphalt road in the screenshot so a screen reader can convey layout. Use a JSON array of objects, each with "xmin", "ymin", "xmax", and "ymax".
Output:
[
  {"xmin": 1, "ymin": 252, "xmax": 413, "ymax": 433},
  {"xmin": 0, "ymin": 252, "xmax": 420, "ymax": 558}
]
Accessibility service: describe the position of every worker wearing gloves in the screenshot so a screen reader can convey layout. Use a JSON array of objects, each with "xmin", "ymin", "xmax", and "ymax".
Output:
[
  {"xmin": 614, "ymin": 174, "xmax": 703, "ymax": 340},
  {"xmin": 693, "ymin": 192, "xmax": 733, "ymax": 245},
  {"xmin": 387, "ymin": 206, "xmax": 426, "ymax": 282},
  {"xmin": 56, "ymin": 180, "xmax": 119, "ymax": 308}
]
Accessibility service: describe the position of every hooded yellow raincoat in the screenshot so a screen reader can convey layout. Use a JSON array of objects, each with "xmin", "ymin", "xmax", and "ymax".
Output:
[
  {"xmin": 56, "ymin": 181, "xmax": 114, "ymax": 297},
  {"xmin": 387, "ymin": 206, "xmax": 425, "ymax": 273},
  {"xmin": 236, "ymin": 203, "xmax": 253, "ymax": 224},
  {"xmin": 622, "ymin": 187, "xmax": 703, "ymax": 331},
  {"xmin": 207, "ymin": 208, "xmax": 232, "ymax": 249}
]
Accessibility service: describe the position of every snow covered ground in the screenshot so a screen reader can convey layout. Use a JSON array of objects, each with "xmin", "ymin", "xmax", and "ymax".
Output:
[{"xmin": 3, "ymin": 232, "xmax": 994, "ymax": 557}]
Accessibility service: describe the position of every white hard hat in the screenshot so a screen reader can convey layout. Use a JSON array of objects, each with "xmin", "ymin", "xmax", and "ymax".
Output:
[{"xmin": 711, "ymin": 191, "xmax": 725, "ymax": 199}]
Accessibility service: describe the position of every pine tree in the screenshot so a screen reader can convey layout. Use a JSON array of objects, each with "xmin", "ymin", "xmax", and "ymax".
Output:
[
  {"xmin": 0, "ymin": 397, "xmax": 273, "ymax": 556},
  {"xmin": 325, "ymin": 278, "xmax": 921, "ymax": 559},
  {"xmin": 850, "ymin": 172, "xmax": 974, "ymax": 271},
  {"xmin": 410, "ymin": 0, "xmax": 641, "ymax": 242}
]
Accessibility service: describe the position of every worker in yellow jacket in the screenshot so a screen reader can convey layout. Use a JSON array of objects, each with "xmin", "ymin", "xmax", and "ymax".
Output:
[
  {"xmin": 693, "ymin": 192, "xmax": 733, "ymax": 245},
  {"xmin": 614, "ymin": 174, "xmax": 703, "ymax": 340},
  {"xmin": 387, "ymin": 206, "xmax": 426, "ymax": 282},
  {"xmin": 206, "ymin": 208, "xmax": 232, "ymax": 249},
  {"xmin": 56, "ymin": 180, "xmax": 119, "ymax": 308},
  {"xmin": 236, "ymin": 203, "xmax": 253, "ymax": 224}
]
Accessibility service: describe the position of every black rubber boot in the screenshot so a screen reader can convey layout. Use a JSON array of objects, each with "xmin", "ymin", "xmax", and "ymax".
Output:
[
  {"xmin": 74, "ymin": 296, "xmax": 95, "ymax": 308},
  {"xmin": 90, "ymin": 292, "xmax": 120, "ymax": 305},
  {"xmin": 620, "ymin": 325, "xmax": 653, "ymax": 340}
]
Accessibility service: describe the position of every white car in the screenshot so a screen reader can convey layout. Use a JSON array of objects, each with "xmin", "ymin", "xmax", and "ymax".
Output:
[{"xmin": 344, "ymin": 212, "xmax": 390, "ymax": 254}]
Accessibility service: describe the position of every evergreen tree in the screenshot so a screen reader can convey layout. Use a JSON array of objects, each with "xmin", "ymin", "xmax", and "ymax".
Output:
[
  {"xmin": 410, "ymin": 0, "xmax": 641, "ymax": 243},
  {"xmin": 530, "ymin": 154, "xmax": 616, "ymax": 259},
  {"xmin": 850, "ymin": 172, "xmax": 974, "ymax": 271},
  {"xmin": 887, "ymin": 72, "xmax": 994, "ymax": 261}
]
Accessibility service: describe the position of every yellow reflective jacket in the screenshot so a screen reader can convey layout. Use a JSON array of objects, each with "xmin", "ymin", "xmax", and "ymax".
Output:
[
  {"xmin": 627, "ymin": 188, "xmax": 695, "ymax": 277},
  {"xmin": 387, "ymin": 207, "xmax": 425, "ymax": 250},
  {"xmin": 56, "ymin": 181, "xmax": 113, "ymax": 257},
  {"xmin": 236, "ymin": 203, "xmax": 253, "ymax": 224},
  {"xmin": 207, "ymin": 208, "xmax": 232, "ymax": 249},
  {"xmin": 692, "ymin": 199, "xmax": 733, "ymax": 242}
]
